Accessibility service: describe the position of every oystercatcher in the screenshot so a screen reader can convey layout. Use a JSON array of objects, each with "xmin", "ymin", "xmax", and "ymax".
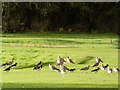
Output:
[
  {"xmin": 10, "ymin": 63, "xmax": 17, "ymax": 68},
  {"xmin": 108, "ymin": 67, "xmax": 112, "ymax": 74},
  {"xmin": 4, "ymin": 66, "xmax": 11, "ymax": 72},
  {"xmin": 91, "ymin": 67, "xmax": 100, "ymax": 73},
  {"xmin": 69, "ymin": 68, "xmax": 76, "ymax": 72},
  {"xmin": 33, "ymin": 64, "xmax": 42, "ymax": 70},
  {"xmin": 0, "ymin": 63, "xmax": 8, "ymax": 67},
  {"xmin": 37, "ymin": 61, "xmax": 42, "ymax": 66}
]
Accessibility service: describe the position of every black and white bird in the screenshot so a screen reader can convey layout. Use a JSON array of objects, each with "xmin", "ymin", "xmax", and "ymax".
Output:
[
  {"xmin": 113, "ymin": 66, "xmax": 120, "ymax": 72},
  {"xmin": 57, "ymin": 56, "xmax": 66, "ymax": 65},
  {"xmin": 80, "ymin": 65, "xmax": 90, "ymax": 71},
  {"xmin": 33, "ymin": 64, "xmax": 42, "ymax": 70},
  {"xmin": 0, "ymin": 58, "xmax": 14, "ymax": 67},
  {"xmin": 38, "ymin": 64, "xmax": 42, "ymax": 70},
  {"xmin": 6, "ymin": 58, "xmax": 14, "ymax": 65},
  {"xmin": 0, "ymin": 63, "xmax": 8, "ymax": 67},
  {"xmin": 92, "ymin": 62, "xmax": 100, "ymax": 67},
  {"xmin": 33, "ymin": 66, "xmax": 39, "ymax": 70},
  {"xmin": 108, "ymin": 67, "xmax": 112, "ymax": 74},
  {"xmin": 66, "ymin": 57, "xmax": 75, "ymax": 64},
  {"xmin": 69, "ymin": 68, "xmax": 76, "ymax": 72},
  {"xmin": 10, "ymin": 63, "xmax": 17, "ymax": 68},
  {"xmin": 37, "ymin": 61, "xmax": 42, "ymax": 66},
  {"xmin": 60, "ymin": 65, "xmax": 69, "ymax": 71},
  {"xmin": 100, "ymin": 64, "xmax": 109, "ymax": 70},
  {"xmin": 33, "ymin": 61, "xmax": 42, "ymax": 70},
  {"xmin": 49, "ymin": 64, "xmax": 60, "ymax": 72},
  {"xmin": 91, "ymin": 67, "xmax": 100, "ymax": 73},
  {"xmin": 96, "ymin": 57, "xmax": 103, "ymax": 63},
  {"xmin": 4, "ymin": 66, "xmax": 11, "ymax": 72}
]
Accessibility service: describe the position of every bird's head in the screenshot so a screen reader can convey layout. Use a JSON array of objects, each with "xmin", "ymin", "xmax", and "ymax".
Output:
[
  {"xmin": 12, "ymin": 58, "xmax": 14, "ymax": 61},
  {"xmin": 100, "ymin": 63, "xmax": 103, "ymax": 66},
  {"xmin": 67, "ymin": 57, "xmax": 69, "ymax": 58},
  {"xmin": 113, "ymin": 66, "xmax": 116, "ymax": 68},
  {"xmin": 96, "ymin": 57, "xmax": 99, "ymax": 59},
  {"xmin": 39, "ymin": 61, "xmax": 42, "ymax": 63}
]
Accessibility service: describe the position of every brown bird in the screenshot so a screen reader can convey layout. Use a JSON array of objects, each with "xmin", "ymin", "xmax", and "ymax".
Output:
[
  {"xmin": 7, "ymin": 58, "xmax": 14, "ymax": 65},
  {"xmin": 92, "ymin": 62, "xmax": 100, "ymax": 67},
  {"xmin": 60, "ymin": 65, "xmax": 69, "ymax": 71},
  {"xmin": 80, "ymin": 65, "xmax": 90, "ymax": 71},
  {"xmin": 57, "ymin": 56, "xmax": 66, "ymax": 65},
  {"xmin": 96, "ymin": 57, "xmax": 103, "ymax": 63},
  {"xmin": 49, "ymin": 64, "xmax": 60, "ymax": 72},
  {"xmin": 66, "ymin": 57, "xmax": 75, "ymax": 64}
]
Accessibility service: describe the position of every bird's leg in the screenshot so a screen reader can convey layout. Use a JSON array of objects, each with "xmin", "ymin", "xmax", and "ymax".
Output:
[
  {"xmin": 109, "ymin": 74, "xmax": 111, "ymax": 77},
  {"xmin": 62, "ymin": 74, "xmax": 64, "ymax": 77}
]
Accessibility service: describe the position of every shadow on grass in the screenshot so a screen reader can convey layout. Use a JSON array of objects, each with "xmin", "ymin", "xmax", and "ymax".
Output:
[
  {"xmin": 16, "ymin": 61, "xmax": 55, "ymax": 69},
  {"xmin": 78, "ymin": 56, "xmax": 94, "ymax": 64}
]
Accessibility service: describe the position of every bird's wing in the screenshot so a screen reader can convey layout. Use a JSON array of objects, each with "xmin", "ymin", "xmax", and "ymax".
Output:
[
  {"xmin": 0, "ymin": 63, "xmax": 7, "ymax": 67},
  {"xmin": 70, "ymin": 59, "xmax": 74, "ymax": 63},
  {"xmin": 93, "ymin": 62, "xmax": 99, "ymax": 67},
  {"xmin": 37, "ymin": 62, "xmax": 41, "ymax": 66},
  {"xmin": 99, "ymin": 58, "xmax": 103, "ymax": 62},
  {"xmin": 49, "ymin": 65, "xmax": 56, "ymax": 70},
  {"xmin": 80, "ymin": 67, "xmax": 86, "ymax": 70},
  {"xmin": 60, "ymin": 58, "xmax": 66, "ymax": 62},
  {"xmin": 64, "ymin": 66, "xmax": 69, "ymax": 70}
]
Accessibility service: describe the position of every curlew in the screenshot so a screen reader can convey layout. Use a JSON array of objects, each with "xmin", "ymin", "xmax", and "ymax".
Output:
[{"xmin": 66, "ymin": 57, "xmax": 75, "ymax": 64}]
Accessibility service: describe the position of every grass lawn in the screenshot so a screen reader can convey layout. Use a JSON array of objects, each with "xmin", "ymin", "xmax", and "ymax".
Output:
[{"xmin": 1, "ymin": 33, "xmax": 119, "ymax": 88}]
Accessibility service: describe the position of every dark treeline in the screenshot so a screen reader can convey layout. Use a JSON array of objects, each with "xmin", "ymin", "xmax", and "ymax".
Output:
[{"xmin": 2, "ymin": 2, "xmax": 120, "ymax": 33}]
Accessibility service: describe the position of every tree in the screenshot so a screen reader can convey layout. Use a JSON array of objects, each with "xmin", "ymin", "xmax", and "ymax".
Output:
[{"xmin": 2, "ymin": 2, "xmax": 119, "ymax": 33}]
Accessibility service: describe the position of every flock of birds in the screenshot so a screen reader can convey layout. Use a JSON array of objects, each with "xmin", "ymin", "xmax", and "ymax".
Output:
[
  {"xmin": 48, "ymin": 56, "xmax": 120, "ymax": 75},
  {"xmin": 0, "ymin": 56, "xmax": 120, "ymax": 76}
]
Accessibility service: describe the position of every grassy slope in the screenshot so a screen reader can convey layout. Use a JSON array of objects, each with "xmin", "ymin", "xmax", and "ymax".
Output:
[{"xmin": 1, "ymin": 33, "xmax": 118, "ymax": 88}]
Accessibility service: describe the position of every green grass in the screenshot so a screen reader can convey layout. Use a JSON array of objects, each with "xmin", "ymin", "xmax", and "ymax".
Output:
[{"xmin": 1, "ymin": 33, "xmax": 119, "ymax": 88}]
